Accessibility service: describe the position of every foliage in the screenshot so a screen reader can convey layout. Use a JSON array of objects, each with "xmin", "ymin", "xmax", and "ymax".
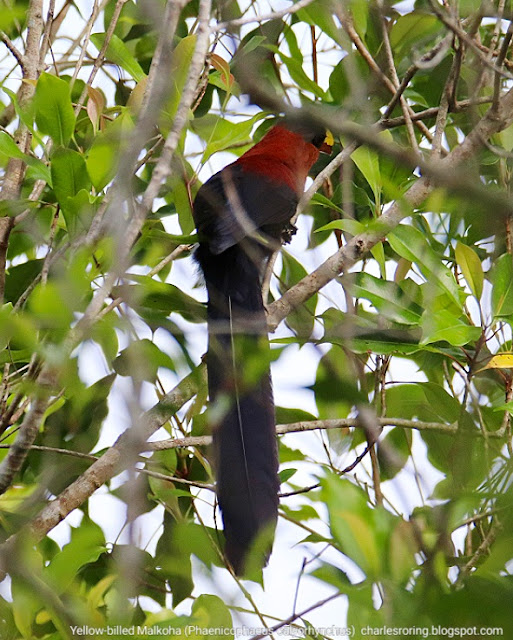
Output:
[{"xmin": 0, "ymin": 0, "xmax": 513, "ymax": 637}]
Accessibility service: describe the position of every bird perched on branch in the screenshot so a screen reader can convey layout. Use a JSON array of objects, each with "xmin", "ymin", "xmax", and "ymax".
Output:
[{"xmin": 193, "ymin": 119, "xmax": 332, "ymax": 575}]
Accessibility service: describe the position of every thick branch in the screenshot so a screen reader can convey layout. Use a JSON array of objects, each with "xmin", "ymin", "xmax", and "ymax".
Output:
[{"xmin": 0, "ymin": 0, "xmax": 44, "ymax": 201}]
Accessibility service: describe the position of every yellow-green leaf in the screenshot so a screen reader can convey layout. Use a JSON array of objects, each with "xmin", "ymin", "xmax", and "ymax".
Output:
[
  {"xmin": 476, "ymin": 353, "xmax": 513, "ymax": 373},
  {"xmin": 91, "ymin": 33, "xmax": 146, "ymax": 82},
  {"xmin": 491, "ymin": 254, "xmax": 513, "ymax": 318},
  {"xmin": 455, "ymin": 241, "xmax": 483, "ymax": 300},
  {"xmin": 389, "ymin": 224, "xmax": 461, "ymax": 305},
  {"xmin": 161, "ymin": 35, "xmax": 197, "ymax": 133}
]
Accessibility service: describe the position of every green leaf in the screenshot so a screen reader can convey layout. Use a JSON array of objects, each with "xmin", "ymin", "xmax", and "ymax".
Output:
[
  {"xmin": 29, "ymin": 282, "xmax": 74, "ymax": 329},
  {"xmin": 191, "ymin": 594, "xmax": 233, "ymax": 630},
  {"xmin": 44, "ymin": 519, "xmax": 105, "ymax": 593},
  {"xmin": 24, "ymin": 157, "xmax": 52, "ymax": 184},
  {"xmin": 86, "ymin": 132, "xmax": 119, "ymax": 191},
  {"xmin": 51, "ymin": 148, "xmax": 90, "ymax": 203},
  {"xmin": 11, "ymin": 545, "xmax": 45, "ymax": 637},
  {"xmin": 169, "ymin": 173, "xmax": 194, "ymax": 235},
  {"xmin": 0, "ymin": 484, "xmax": 38, "ymax": 514},
  {"xmin": 377, "ymin": 428, "xmax": 412, "ymax": 481},
  {"xmin": 51, "ymin": 148, "xmax": 91, "ymax": 233},
  {"xmin": 34, "ymin": 73, "xmax": 75, "ymax": 146},
  {"xmin": 0, "ymin": 131, "xmax": 51, "ymax": 184},
  {"xmin": 296, "ymin": 0, "xmax": 344, "ymax": 45},
  {"xmin": 390, "ymin": 13, "xmax": 442, "ymax": 56},
  {"xmin": 61, "ymin": 189, "xmax": 97, "ymax": 236},
  {"xmin": 455, "ymin": 241, "xmax": 483, "ymax": 300},
  {"xmin": 0, "ymin": 130, "xmax": 29, "ymax": 160},
  {"xmin": 161, "ymin": 35, "xmax": 197, "ymax": 131},
  {"xmin": 329, "ymin": 55, "xmax": 370, "ymax": 105},
  {"xmin": 274, "ymin": 51, "xmax": 327, "ymax": 99},
  {"xmin": 149, "ymin": 474, "xmax": 184, "ymax": 507},
  {"xmin": 192, "ymin": 113, "xmax": 264, "ymax": 163},
  {"xmin": 275, "ymin": 406, "xmax": 317, "ymax": 424},
  {"xmin": 316, "ymin": 218, "xmax": 364, "ymax": 235},
  {"xmin": 0, "ymin": 302, "xmax": 37, "ymax": 352},
  {"xmin": 0, "ymin": 5, "xmax": 25, "ymax": 31},
  {"xmin": 279, "ymin": 252, "xmax": 316, "ymax": 336},
  {"xmin": 389, "ymin": 224, "xmax": 461, "ymax": 305},
  {"xmin": 350, "ymin": 336, "xmax": 423, "ymax": 355},
  {"xmin": 87, "ymin": 109, "xmax": 133, "ymax": 191},
  {"xmin": 0, "ymin": 348, "xmax": 35, "ymax": 366},
  {"xmin": 279, "ymin": 468, "xmax": 297, "ymax": 483},
  {"xmin": 283, "ymin": 505, "xmax": 320, "ymax": 526},
  {"xmin": 114, "ymin": 339, "xmax": 175, "ymax": 382},
  {"xmin": 91, "ymin": 33, "xmax": 146, "ymax": 82},
  {"xmin": 349, "ymin": 0, "xmax": 369, "ymax": 39},
  {"xmin": 352, "ymin": 272, "xmax": 423, "ymax": 325},
  {"xmin": 389, "ymin": 520, "xmax": 417, "ymax": 584},
  {"xmin": 491, "ymin": 254, "xmax": 513, "ymax": 318},
  {"xmin": 351, "ymin": 144, "xmax": 381, "ymax": 205},
  {"xmin": 386, "ymin": 382, "xmax": 456, "ymax": 425},
  {"xmin": 311, "ymin": 193, "xmax": 345, "ymax": 214},
  {"xmin": 421, "ymin": 308, "xmax": 481, "ymax": 346},
  {"xmin": 42, "ymin": 373, "xmax": 115, "ymax": 467},
  {"xmin": 116, "ymin": 276, "xmax": 206, "ymax": 323},
  {"xmin": 323, "ymin": 473, "xmax": 384, "ymax": 577},
  {"xmin": 421, "ymin": 382, "xmax": 461, "ymax": 423},
  {"xmin": 500, "ymin": 121, "xmax": 513, "ymax": 152},
  {"xmin": 316, "ymin": 218, "xmax": 385, "ymax": 270},
  {"xmin": 3, "ymin": 86, "xmax": 38, "ymax": 140},
  {"xmin": 90, "ymin": 314, "xmax": 119, "ymax": 364},
  {"xmin": 4, "ymin": 259, "xmax": 44, "ymax": 305}
]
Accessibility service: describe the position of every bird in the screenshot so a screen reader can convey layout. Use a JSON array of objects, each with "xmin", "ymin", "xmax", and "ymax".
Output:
[{"xmin": 193, "ymin": 119, "xmax": 332, "ymax": 575}]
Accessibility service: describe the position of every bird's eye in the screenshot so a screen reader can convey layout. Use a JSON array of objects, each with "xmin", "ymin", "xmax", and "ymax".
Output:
[
  {"xmin": 312, "ymin": 130, "xmax": 334, "ymax": 154},
  {"xmin": 311, "ymin": 132, "xmax": 326, "ymax": 147}
]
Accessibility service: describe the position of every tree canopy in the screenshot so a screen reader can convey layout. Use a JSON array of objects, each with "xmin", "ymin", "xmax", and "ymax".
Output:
[{"xmin": 0, "ymin": 0, "xmax": 513, "ymax": 637}]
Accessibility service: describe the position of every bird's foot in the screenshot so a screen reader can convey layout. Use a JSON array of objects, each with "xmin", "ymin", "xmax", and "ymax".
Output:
[{"xmin": 281, "ymin": 222, "xmax": 297, "ymax": 244}]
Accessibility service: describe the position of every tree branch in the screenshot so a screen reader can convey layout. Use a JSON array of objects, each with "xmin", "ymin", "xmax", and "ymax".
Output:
[
  {"xmin": 0, "ymin": 367, "xmax": 202, "ymax": 552},
  {"xmin": 0, "ymin": 31, "xmax": 24, "ymax": 67},
  {"xmin": 0, "ymin": 0, "xmax": 207, "ymax": 497},
  {"xmin": 245, "ymin": 84, "xmax": 513, "ymax": 329},
  {"xmin": 212, "ymin": 0, "xmax": 316, "ymax": 32},
  {"xmin": 0, "ymin": 0, "xmax": 44, "ymax": 201}
]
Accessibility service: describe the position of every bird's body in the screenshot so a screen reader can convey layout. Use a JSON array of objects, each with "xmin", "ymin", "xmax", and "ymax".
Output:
[{"xmin": 193, "ymin": 122, "xmax": 330, "ymax": 574}]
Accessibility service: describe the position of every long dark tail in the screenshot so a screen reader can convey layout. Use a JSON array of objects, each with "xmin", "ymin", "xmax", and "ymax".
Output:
[{"xmin": 197, "ymin": 243, "xmax": 279, "ymax": 575}]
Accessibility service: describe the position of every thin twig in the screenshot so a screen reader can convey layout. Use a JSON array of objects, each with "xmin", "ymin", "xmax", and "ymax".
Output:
[
  {"xmin": 70, "ymin": 0, "xmax": 100, "ymax": 87},
  {"xmin": 250, "ymin": 592, "xmax": 343, "ymax": 640},
  {"xmin": 455, "ymin": 518, "xmax": 501, "ymax": 587},
  {"xmin": 382, "ymin": 96, "xmax": 493, "ymax": 128},
  {"xmin": 377, "ymin": 0, "xmax": 417, "ymax": 150},
  {"xmin": 0, "ymin": 217, "xmax": 14, "ymax": 304},
  {"xmin": 0, "ymin": 31, "xmax": 24, "ymax": 67},
  {"xmin": 493, "ymin": 21, "xmax": 513, "ymax": 111},
  {"xmin": 212, "ymin": 0, "xmax": 316, "ymax": 32},
  {"xmin": 74, "ymin": 0, "xmax": 128, "ymax": 115},
  {"xmin": 430, "ymin": 0, "xmax": 513, "ymax": 81},
  {"xmin": 336, "ymin": 5, "xmax": 432, "ymax": 143},
  {"xmin": 38, "ymin": 0, "xmax": 56, "ymax": 69}
]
